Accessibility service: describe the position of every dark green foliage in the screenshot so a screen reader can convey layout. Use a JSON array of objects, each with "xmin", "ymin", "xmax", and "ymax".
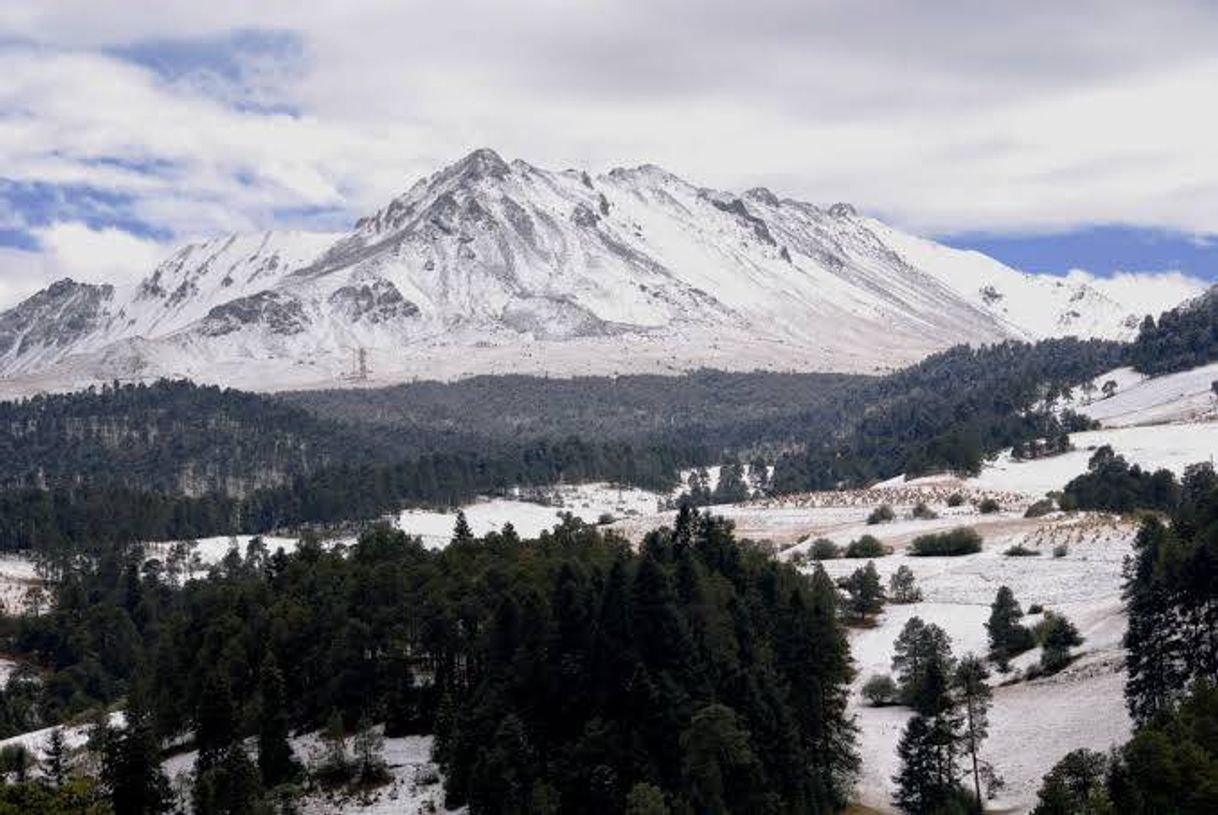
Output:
[
  {"xmin": 892, "ymin": 712, "xmax": 975, "ymax": 815},
  {"xmin": 893, "ymin": 715, "xmax": 940, "ymax": 813},
  {"xmin": 773, "ymin": 338, "xmax": 1125, "ymax": 491},
  {"xmin": 1062, "ymin": 445, "xmax": 1180, "ymax": 513},
  {"xmin": 1003, "ymin": 544, "xmax": 1040, "ymax": 557},
  {"xmin": 986, "ymin": 586, "xmax": 1034, "ymax": 671},
  {"xmin": 842, "ymin": 561, "xmax": 885, "ymax": 623},
  {"xmin": 892, "ymin": 618, "xmax": 955, "ymax": 715},
  {"xmin": 0, "ymin": 743, "xmax": 34, "ymax": 783},
  {"xmin": 284, "ymin": 369, "xmax": 865, "ymax": 452},
  {"xmin": 946, "ymin": 493, "xmax": 965, "ymax": 508},
  {"xmin": 1123, "ymin": 462, "xmax": 1218, "ymax": 723},
  {"xmin": 1036, "ymin": 613, "xmax": 1084, "ymax": 673},
  {"xmin": 98, "ymin": 688, "xmax": 172, "ymax": 815},
  {"xmin": 258, "ymin": 656, "xmax": 300, "ymax": 787},
  {"xmin": 1033, "ymin": 455, "xmax": 1218, "ymax": 813},
  {"xmin": 0, "ymin": 437, "xmax": 688, "ymax": 552},
  {"xmin": 45, "ymin": 727, "xmax": 70, "ymax": 787},
  {"xmin": 709, "ymin": 460, "xmax": 749, "ymax": 504},
  {"xmin": 0, "ymin": 777, "xmax": 112, "ymax": 813},
  {"xmin": 911, "ymin": 501, "xmax": 938, "ymax": 520},
  {"xmin": 977, "ymin": 498, "xmax": 1001, "ymax": 514},
  {"xmin": 843, "ymin": 534, "xmax": 886, "ymax": 558},
  {"xmin": 867, "ymin": 504, "xmax": 895, "ymax": 525},
  {"xmin": 0, "ymin": 379, "xmax": 382, "ymax": 495},
  {"xmin": 1025, "ymin": 498, "xmax": 1055, "ymax": 518},
  {"xmin": 1128, "ymin": 287, "xmax": 1218, "ymax": 375},
  {"xmin": 862, "ymin": 674, "xmax": 899, "ymax": 707},
  {"xmin": 0, "ymin": 338, "xmax": 1131, "ymax": 553},
  {"xmin": 909, "ymin": 528, "xmax": 982, "ymax": 557},
  {"xmin": 1030, "ymin": 749, "xmax": 1112, "ymax": 815},
  {"xmin": 313, "ymin": 710, "xmax": 351, "ymax": 787},
  {"xmin": 352, "ymin": 717, "xmax": 389, "ymax": 785},
  {"xmin": 5, "ymin": 514, "xmax": 858, "ymax": 815},
  {"xmin": 809, "ymin": 538, "xmax": 839, "ymax": 560},
  {"xmin": 1011, "ymin": 432, "xmax": 1074, "ymax": 461},
  {"xmin": 679, "ymin": 704, "xmax": 767, "ymax": 814},
  {"xmin": 193, "ymin": 745, "xmax": 264, "ymax": 815},
  {"xmin": 1112, "ymin": 682, "xmax": 1218, "ymax": 814}
]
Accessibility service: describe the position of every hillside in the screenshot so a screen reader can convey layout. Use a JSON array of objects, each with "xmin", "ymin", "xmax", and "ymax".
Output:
[{"xmin": 0, "ymin": 149, "xmax": 1194, "ymax": 396}]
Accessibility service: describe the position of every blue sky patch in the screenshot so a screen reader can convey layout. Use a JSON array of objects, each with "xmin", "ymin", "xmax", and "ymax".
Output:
[
  {"xmin": 0, "ymin": 180, "xmax": 172, "ymax": 247},
  {"xmin": 942, "ymin": 225, "xmax": 1218, "ymax": 279},
  {"xmin": 108, "ymin": 29, "xmax": 303, "ymax": 115}
]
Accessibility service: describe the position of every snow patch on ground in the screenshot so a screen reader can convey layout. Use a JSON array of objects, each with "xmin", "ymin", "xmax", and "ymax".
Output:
[
  {"xmin": 1076, "ymin": 363, "xmax": 1218, "ymax": 426},
  {"xmin": 813, "ymin": 514, "xmax": 1134, "ymax": 814},
  {"xmin": 956, "ymin": 422, "xmax": 1218, "ymax": 496},
  {"xmin": 161, "ymin": 730, "xmax": 459, "ymax": 815}
]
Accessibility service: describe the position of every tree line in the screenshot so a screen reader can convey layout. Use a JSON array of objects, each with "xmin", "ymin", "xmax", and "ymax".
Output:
[{"xmin": 0, "ymin": 438, "xmax": 690, "ymax": 553}]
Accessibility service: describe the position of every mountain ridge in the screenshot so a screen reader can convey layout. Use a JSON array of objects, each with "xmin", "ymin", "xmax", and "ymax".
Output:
[{"xmin": 0, "ymin": 148, "xmax": 1198, "ymax": 396}]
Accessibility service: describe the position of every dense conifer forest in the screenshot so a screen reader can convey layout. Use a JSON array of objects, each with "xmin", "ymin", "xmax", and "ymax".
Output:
[
  {"xmin": 0, "ymin": 336, "xmax": 1132, "ymax": 551},
  {"xmin": 1128, "ymin": 286, "xmax": 1218, "ymax": 375},
  {"xmin": 0, "ymin": 439, "xmax": 692, "ymax": 552},
  {"xmin": 0, "ymin": 509, "xmax": 860, "ymax": 814}
]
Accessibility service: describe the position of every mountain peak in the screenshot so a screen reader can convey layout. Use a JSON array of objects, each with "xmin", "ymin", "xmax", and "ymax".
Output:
[
  {"xmin": 0, "ymin": 151, "xmax": 1195, "ymax": 394},
  {"xmin": 444, "ymin": 148, "xmax": 511, "ymax": 182}
]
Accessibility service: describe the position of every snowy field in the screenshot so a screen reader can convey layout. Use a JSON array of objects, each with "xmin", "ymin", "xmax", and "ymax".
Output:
[
  {"xmin": 162, "ymin": 730, "xmax": 460, "ymax": 815},
  {"xmin": 954, "ymin": 421, "xmax": 1218, "ymax": 496},
  {"xmin": 814, "ymin": 513, "xmax": 1135, "ymax": 813},
  {"xmin": 396, "ymin": 480, "xmax": 664, "ymax": 548},
  {"xmin": 1075, "ymin": 363, "xmax": 1218, "ymax": 426}
]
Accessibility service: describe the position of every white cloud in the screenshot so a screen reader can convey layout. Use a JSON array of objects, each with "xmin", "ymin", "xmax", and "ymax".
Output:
[
  {"xmin": 0, "ymin": 246, "xmax": 49, "ymax": 306},
  {"xmin": 0, "ymin": 1, "xmax": 1216, "ymax": 308}
]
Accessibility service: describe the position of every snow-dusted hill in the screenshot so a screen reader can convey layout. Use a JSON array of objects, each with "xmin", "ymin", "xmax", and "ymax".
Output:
[{"xmin": 0, "ymin": 149, "xmax": 1193, "ymax": 395}]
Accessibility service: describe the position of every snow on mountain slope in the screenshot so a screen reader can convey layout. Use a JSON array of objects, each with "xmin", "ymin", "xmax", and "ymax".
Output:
[
  {"xmin": 1075, "ymin": 363, "xmax": 1218, "ymax": 426},
  {"xmin": 0, "ymin": 149, "xmax": 1188, "ymax": 395},
  {"xmin": 865, "ymin": 222, "xmax": 1158, "ymax": 341}
]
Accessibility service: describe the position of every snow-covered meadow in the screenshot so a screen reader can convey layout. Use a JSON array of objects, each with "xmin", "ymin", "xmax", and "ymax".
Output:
[{"xmin": 813, "ymin": 514, "xmax": 1134, "ymax": 813}]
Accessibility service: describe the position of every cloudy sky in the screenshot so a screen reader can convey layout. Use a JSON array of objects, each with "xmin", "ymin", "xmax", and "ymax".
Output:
[{"xmin": 1, "ymin": 0, "xmax": 1216, "ymax": 306}]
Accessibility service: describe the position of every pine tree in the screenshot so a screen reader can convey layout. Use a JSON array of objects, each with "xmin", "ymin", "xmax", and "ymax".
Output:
[
  {"xmin": 844, "ymin": 561, "xmax": 885, "ymax": 623},
  {"xmin": 45, "ymin": 726, "xmax": 70, "ymax": 787},
  {"xmin": 1039, "ymin": 613, "xmax": 1084, "ymax": 673},
  {"xmin": 986, "ymin": 585, "xmax": 1030, "ymax": 670},
  {"xmin": 892, "ymin": 617, "xmax": 954, "ymax": 713},
  {"xmin": 954, "ymin": 654, "xmax": 992, "ymax": 805},
  {"xmin": 889, "ymin": 565, "xmax": 922, "ymax": 604},
  {"xmin": 195, "ymin": 672, "xmax": 238, "ymax": 774},
  {"xmin": 100, "ymin": 685, "xmax": 172, "ymax": 815},
  {"xmin": 893, "ymin": 715, "xmax": 940, "ymax": 814},
  {"xmin": 194, "ymin": 746, "xmax": 264, "ymax": 815},
  {"xmin": 1030, "ymin": 749, "xmax": 1111, "ymax": 815},
  {"xmin": 451, "ymin": 510, "xmax": 474, "ymax": 546},
  {"xmin": 258, "ymin": 655, "xmax": 300, "ymax": 786},
  {"xmin": 1122, "ymin": 517, "xmax": 1188, "ymax": 723}
]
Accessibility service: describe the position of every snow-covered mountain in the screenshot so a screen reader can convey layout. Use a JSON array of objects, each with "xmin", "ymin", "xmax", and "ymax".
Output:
[{"xmin": 0, "ymin": 149, "xmax": 1195, "ymax": 395}]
